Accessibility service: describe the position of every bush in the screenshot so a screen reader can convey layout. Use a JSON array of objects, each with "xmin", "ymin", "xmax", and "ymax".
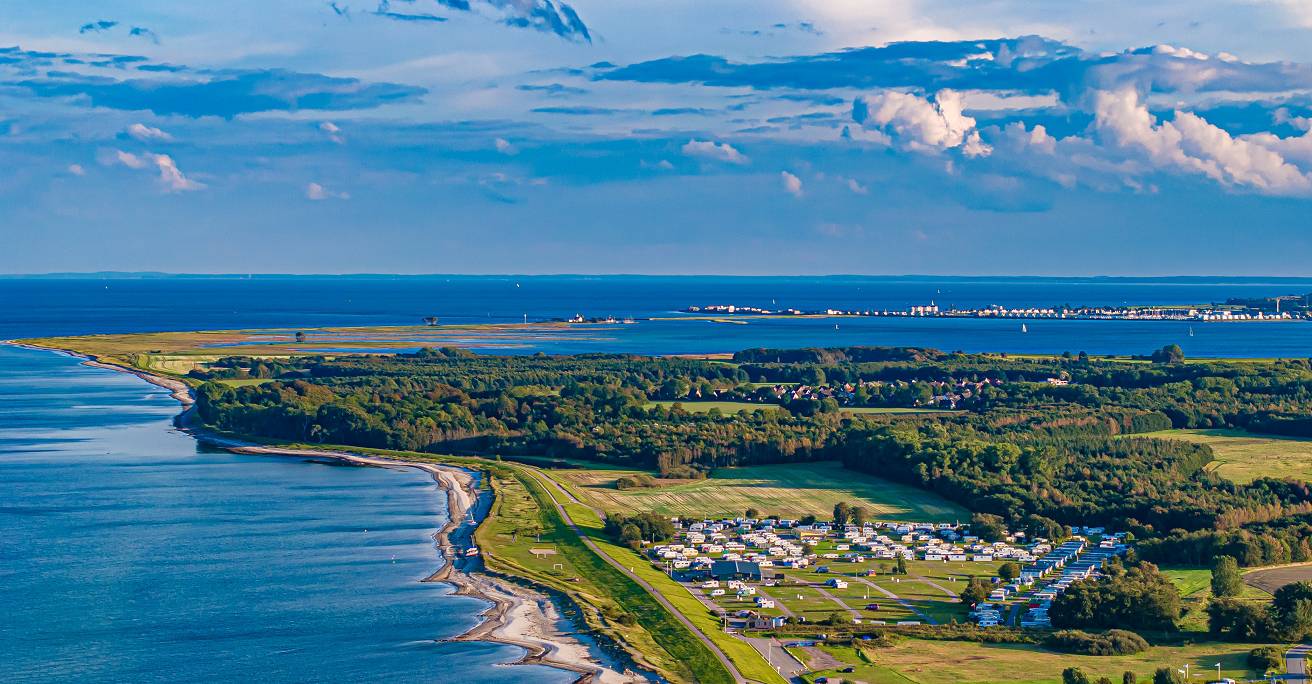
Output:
[
  {"xmin": 1249, "ymin": 645, "xmax": 1283, "ymax": 671},
  {"xmin": 615, "ymin": 473, "xmax": 656, "ymax": 490},
  {"xmin": 658, "ymin": 464, "xmax": 706, "ymax": 479},
  {"xmin": 1045, "ymin": 629, "xmax": 1150, "ymax": 656}
]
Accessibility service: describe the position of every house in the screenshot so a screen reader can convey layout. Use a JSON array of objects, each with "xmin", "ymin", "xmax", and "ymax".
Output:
[{"xmin": 711, "ymin": 560, "xmax": 762, "ymax": 581}]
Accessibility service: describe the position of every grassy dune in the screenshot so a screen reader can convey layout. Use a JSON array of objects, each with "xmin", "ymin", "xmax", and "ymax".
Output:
[{"xmin": 554, "ymin": 461, "xmax": 966, "ymax": 522}]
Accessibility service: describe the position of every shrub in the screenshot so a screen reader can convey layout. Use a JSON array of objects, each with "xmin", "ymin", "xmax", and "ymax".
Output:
[
  {"xmin": 1249, "ymin": 645, "xmax": 1283, "ymax": 671},
  {"xmin": 1045, "ymin": 629, "xmax": 1149, "ymax": 656}
]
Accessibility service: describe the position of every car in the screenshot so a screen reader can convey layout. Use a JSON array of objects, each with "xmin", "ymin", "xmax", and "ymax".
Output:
[{"xmin": 865, "ymin": 603, "xmax": 881, "ymax": 611}]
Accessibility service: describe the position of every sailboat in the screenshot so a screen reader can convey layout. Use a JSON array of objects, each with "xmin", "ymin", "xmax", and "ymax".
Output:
[
  {"xmin": 1021, "ymin": 323, "xmax": 1028, "ymax": 333},
  {"xmin": 1189, "ymin": 326, "xmax": 1195, "ymax": 337}
]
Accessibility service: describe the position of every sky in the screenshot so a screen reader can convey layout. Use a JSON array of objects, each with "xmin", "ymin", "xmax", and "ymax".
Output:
[{"xmin": 4, "ymin": 1, "xmax": 1312, "ymax": 275}]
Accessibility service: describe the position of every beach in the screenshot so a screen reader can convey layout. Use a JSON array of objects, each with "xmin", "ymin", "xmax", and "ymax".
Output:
[{"xmin": 10, "ymin": 341, "xmax": 641, "ymax": 684}]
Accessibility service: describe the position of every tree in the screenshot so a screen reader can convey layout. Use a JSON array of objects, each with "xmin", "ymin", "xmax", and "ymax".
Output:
[
  {"xmin": 294, "ymin": 331, "xmax": 306, "ymax": 342},
  {"xmin": 998, "ymin": 562, "xmax": 1022, "ymax": 581},
  {"xmin": 1207, "ymin": 598, "xmax": 1270, "ymax": 640},
  {"xmin": 851, "ymin": 505, "xmax": 868, "ymax": 527},
  {"xmin": 1062, "ymin": 667, "xmax": 1090, "ymax": 684},
  {"xmin": 895, "ymin": 555, "xmax": 908, "ymax": 575},
  {"xmin": 1150, "ymin": 344, "xmax": 1185, "ymax": 364},
  {"xmin": 961, "ymin": 578, "xmax": 992, "ymax": 605},
  {"xmin": 833, "ymin": 501, "xmax": 851, "ymax": 526},
  {"xmin": 1210, "ymin": 555, "xmax": 1242, "ymax": 598},
  {"xmin": 1270, "ymin": 580, "xmax": 1312, "ymax": 640},
  {"xmin": 971, "ymin": 513, "xmax": 1007, "ymax": 542},
  {"xmin": 1096, "ymin": 678, "xmax": 1114, "ymax": 684},
  {"xmin": 1122, "ymin": 672, "xmax": 1138, "ymax": 684},
  {"xmin": 1249, "ymin": 646, "xmax": 1283, "ymax": 671},
  {"xmin": 745, "ymin": 507, "xmax": 760, "ymax": 519}
]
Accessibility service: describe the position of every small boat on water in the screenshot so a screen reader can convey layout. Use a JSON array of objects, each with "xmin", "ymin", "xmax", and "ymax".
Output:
[
  {"xmin": 1189, "ymin": 326, "xmax": 1195, "ymax": 337},
  {"xmin": 465, "ymin": 547, "xmax": 480, "ymax": 557}
]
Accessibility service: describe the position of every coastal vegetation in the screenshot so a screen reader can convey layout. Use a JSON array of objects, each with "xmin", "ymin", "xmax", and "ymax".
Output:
[{"xmin": 27, "ymin": 330, "xmax": 1312, "ymax": 683}]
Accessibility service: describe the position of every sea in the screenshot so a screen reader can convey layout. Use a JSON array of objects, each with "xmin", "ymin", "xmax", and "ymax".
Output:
[{"xmin": 3, "ymin": 274, "xmax": 1312, "ymax": 683}]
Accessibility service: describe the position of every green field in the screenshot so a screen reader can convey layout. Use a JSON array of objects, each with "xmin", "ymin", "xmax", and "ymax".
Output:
[
  {"xmin": 803, "ymin": 639, "xmax": 1278, "ymax": 684},
  {"xmin": 553, "ymin": 461, "xmax": 967, "ymax": 522},
  {"xmin": 645, "ymin": 400, "xmax": 786, "ymax": 413},
  {"xmin": 1138, "ymin": 429, "xmax": 1312, "ymax": 483}
]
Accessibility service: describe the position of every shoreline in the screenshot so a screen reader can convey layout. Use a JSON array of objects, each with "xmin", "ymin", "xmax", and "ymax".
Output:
[{"xmin": 5, "ymin": 341, "xmax": 638, "ymax": 683}]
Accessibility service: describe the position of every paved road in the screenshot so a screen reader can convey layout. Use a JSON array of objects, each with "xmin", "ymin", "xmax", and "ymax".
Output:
[
  {"xmin": 740, "ymin": 635, "xmax": 806, "ymax": 678},
  {"xmin": 851, "ymin": 576, "xmax": 935, "ymax": 624},
  {"xmin": 524, "ymin": 468, "xmax": 755, "ymax": 684},
  {"xmin": 1288, "ymin": 644, "xmax": 1312, "ymax": 683},
  {"xmin": 811, "ymin": 586, "xmax": 863, "ymax": 619}
]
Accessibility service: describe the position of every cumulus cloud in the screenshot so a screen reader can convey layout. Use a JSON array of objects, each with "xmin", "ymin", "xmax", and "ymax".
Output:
[
  {"xmin": 319, "ymin": 121, "xmax": 344, "ymax": 144},
  {"xmin": 853, "ymin": 89, "xmax": 991, "ymax": 157},
  {"xmin": 494, "ymin": 137, "xmax": 517, "ymax": 155},
  {"xmin": 681, "ymin": 139, "xmax": 749, "ymax": 164},
  {"xmin": 1092, "ymin": 88, "xmax": 1312, "ymax": 194},
  {"xmin": 781, "ymin": 171, "xmax": 803, "ymax": 197},
  {"xmin": 306, "ymin": 182, "xmax": 350, "ymax": 200},
  {"xmin": 67, "ymin": 164, "xmax": 85, "ymax": 176},
  {"xmin": 845, "ymin": 178, "xmax": 868, "ymax": 194},
  {"xmin": 126, "ymin": 123, "xmax": 173, "ymax": 142},
  {"xmin": 103, "ymin": 149, "xmax": 203, "ymax": 192}
]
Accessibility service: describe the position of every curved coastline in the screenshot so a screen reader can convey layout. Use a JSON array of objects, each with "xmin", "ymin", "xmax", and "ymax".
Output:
[{"xmin": 5, "ymin": 340, "xmax": 635, "ymax": 684}]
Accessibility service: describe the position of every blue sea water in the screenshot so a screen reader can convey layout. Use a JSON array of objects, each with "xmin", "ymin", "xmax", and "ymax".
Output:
[
  {"xmin": 3, "ymin": 274, "xmax": 1312, "ymax": 682},
  {"xmin": 0, "ymin": 345, "xmax": 575, "ymax": 683}
]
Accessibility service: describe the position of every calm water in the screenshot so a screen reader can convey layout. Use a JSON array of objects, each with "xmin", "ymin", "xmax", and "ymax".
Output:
[
  {"xmin": 3, "ymin": 275, "xmax": 1312, "ymax": 682},
  {"xmin": 4, "ymin": 275, "xmax": 1312, "ymax": 356},
  {"xmin": 0, "ymin": 345, "xmax": 574, "ymax": 683}
]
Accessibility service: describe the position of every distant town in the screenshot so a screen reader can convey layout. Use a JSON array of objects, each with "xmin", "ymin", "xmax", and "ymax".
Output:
[{"xmin": 686, "ymin": 293, "xmax": 1312, "ymax": 322}]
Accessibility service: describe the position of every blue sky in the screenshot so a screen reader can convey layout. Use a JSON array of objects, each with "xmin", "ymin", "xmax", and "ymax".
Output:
[{"xmin": 4, "ymin": 1, "xmax": 1312, "ymax": 275}]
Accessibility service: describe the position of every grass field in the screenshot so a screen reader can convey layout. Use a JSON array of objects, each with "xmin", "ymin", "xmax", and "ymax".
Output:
[
  {"xmin": 1137, "ymin": 429, "xmax": 1312, "ymax": 483},
  {"xmin": 645, "ymin": 400, "xmax": 787, "ymax": 413},
  {"xmin": 802, "ymin": 639, "xmax": 1278, "ymax": 684},
  {"xmin": 553, "ymin": 461, "xmax": 967, "ymax": 522}
]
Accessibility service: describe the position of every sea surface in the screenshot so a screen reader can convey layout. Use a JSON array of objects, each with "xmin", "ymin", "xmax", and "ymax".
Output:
[{"xmin": 3, "ymin": 275, "xmax": 1312, "ymax": 682}]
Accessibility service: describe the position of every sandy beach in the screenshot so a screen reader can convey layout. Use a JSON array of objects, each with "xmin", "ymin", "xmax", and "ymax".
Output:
[{"xmin": 7, "ymin": 341, "xmax": 642, "ymax": 684}]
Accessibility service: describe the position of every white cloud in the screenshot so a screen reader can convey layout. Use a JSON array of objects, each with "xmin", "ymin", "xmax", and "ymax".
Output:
[
  {"xmin": 152, "ymin": 154, "xmax": 204, "ymax": 192},
  {"xmin": 1092, "ymin": 88, "xmax": 1312, "ymax": 194},
  {"xmin": 846, "ymin": 178, "xmax": 868, "ymax": 194},
  {"xmin": 126, "ymin": 123, "xmax": 173, "ymax": 142},
  {"xmin": 854, "ymin": 89, "xmax": 991, "ymax": 157},
  {"xmin": 681, "ymin": 139, "xmax": 750, "ymax": 164},
  {"xmin": 104, "ymin": 149, "xmax": 203, "ymax": 192},
  {"xmin": 319, "ymin": 121, "xmax": 344, "ymax": 144},
  {"xmin": 306, "ymin": 182, "xmax": 349, "ymax": 200},
  {"xmin": 780, "ymin": 170, "xmax": 803, "ymax": 197},
  {"xmin": 112, "ymin": 150, "xmax": 148, "ymax": 169},
  {"xmin": 494, "ymin": 137, "xmax": 517, "ymax": 155},
  {"xmin": 67, "ymin": 164, "xmax": 85, "ymax": 176}
]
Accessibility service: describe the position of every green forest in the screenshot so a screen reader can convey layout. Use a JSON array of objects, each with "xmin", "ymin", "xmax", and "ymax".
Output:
[{"xmin": 193, "ymin": 345, "xmax": 1312, "ymax": 560}]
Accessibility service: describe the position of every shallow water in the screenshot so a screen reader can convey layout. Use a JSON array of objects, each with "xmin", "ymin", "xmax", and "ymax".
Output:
[{"xmin": 0, "ymin": 345, "xmax": 574, "ymax": 683}]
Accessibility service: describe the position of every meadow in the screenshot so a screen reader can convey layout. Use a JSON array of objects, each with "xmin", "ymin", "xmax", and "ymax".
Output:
[
  {"xmin": 800, "ymin": 639, "xmax": 1277, "ymax": 684},
  {"xmin": 1137, "ymin": 428, "xmax": 1312, "ymax": 483},
  {"xmin": 552, "ymin": 461, "xmax": 968, "ymax": 522}
]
